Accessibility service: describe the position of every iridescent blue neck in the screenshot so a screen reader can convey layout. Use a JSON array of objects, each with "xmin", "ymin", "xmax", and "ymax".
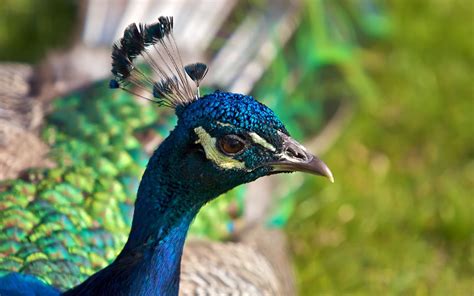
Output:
[{"xmin": 65, "ymin": 135, "xmax": 207, "ymax": 296}]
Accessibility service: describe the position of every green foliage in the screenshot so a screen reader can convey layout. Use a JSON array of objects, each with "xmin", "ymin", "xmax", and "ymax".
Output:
[
  {"xmin": 287, "ymin": 0, "xmax": 473, "ymax": 294},
  {"xmin": 0, "ymin": 0, "xmax": 77, "ymax": 62},
  {"xmin": 253, "ymin": 0, "xmax": 382, "ymax": 227}
]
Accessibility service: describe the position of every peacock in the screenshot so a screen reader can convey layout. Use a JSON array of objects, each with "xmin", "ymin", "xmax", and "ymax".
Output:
[{"xmin": 0, "ymin": 16, "xmax": 334, "ymax": 295}]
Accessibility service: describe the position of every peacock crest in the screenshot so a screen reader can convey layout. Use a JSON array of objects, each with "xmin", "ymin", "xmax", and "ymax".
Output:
[{"xmin": 109, "ymin": 16, "xmax": 208, "ymax": 108}]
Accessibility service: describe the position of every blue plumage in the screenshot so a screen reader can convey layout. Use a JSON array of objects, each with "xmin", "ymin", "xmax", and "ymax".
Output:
[
  {"xmin": 0, "ymin": 273, "xmax": 59, "ymax": 296},
  {"xmin": 178, "ymin": 91, "xmax": 285, "ymax": 130}
]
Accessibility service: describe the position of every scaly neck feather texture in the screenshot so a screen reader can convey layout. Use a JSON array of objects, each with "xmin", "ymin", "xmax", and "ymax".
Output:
[{"xmin": 64, "ymin": 133, "xmax": 207, "ymax": 296}]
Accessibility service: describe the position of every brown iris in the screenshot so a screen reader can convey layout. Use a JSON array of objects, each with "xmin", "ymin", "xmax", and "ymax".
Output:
[{"xmin": 218, "ymin": 135, "xmax": 246, "ymax": 155}]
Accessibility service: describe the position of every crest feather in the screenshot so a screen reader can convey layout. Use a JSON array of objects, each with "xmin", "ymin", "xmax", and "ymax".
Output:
[{"xmin": 110, "ymin": 16, "xmax": 207, "ymax": 108}]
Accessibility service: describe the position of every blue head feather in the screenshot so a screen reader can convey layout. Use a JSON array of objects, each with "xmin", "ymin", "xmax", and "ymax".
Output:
[{"xmin": 177, "ymin": 91, "xmax": 288, "ymax": 175}]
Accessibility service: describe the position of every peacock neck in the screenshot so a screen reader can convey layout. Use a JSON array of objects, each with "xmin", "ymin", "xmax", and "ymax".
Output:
[
  {"xmin": 65, "ymin": 135, "xmax": 208, "ymax": 296},
  {"xmin": 117, "ymin": 156, "xmax": 203, "ymax": 296},
  {"xmin": 125, "ymin": 150, "xmax": 203, "ymax": 252}
]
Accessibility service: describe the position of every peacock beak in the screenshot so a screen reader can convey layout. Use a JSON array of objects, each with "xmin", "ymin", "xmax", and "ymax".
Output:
[{"xmin": 269, "ymin": 132, "xmax": 334, "ymax": 183}]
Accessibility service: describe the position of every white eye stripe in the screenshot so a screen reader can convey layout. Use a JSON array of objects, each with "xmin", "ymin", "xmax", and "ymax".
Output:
[
  {"xmin": 216, "ymin": 121, "xmax": 234, "ymax": 128},
  {"xmin": 217, "ymin": 123, "xmax": 276, "ymax": 152},
  {"xmin": 194, "ymin": 126, "xmax": 248, "ymax": 170},
  {"xmin": 249, "ymin": 132, "xmax": 276, "ymax": 152}
]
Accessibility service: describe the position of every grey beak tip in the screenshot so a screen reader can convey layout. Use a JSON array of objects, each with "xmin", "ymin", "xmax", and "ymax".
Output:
[{"xmin": 313, "ymin": 157, "xmax": 335, "ymax": 183}]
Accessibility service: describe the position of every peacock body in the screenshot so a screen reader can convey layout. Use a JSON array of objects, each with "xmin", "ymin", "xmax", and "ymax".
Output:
[{"xmin": 0, "ymin": 16, "xmax": 334, "ymax": 295}]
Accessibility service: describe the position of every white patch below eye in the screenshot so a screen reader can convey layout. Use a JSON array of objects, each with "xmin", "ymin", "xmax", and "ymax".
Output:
[
  {"xmin": 194, "ymin": 126, "xmax": 248, "ymax": 170},
  {"xmin": 249, "ymin": 132, "xmax": 276, "ymax": 152}
]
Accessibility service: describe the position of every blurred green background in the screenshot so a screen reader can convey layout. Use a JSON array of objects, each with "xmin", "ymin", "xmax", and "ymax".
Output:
[
  {"xmin": 0, "ymin": 0, "xmax": 78, "ymax": 62},
  {"xmin": 286, "ymin": 1, "xmax": 473, "ymax": 294},
  {"xmin": 1, "ymin": 0, "xmax": 472, "ymax": 294}
]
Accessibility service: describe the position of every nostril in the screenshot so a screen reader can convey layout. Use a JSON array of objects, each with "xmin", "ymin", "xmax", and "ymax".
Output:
[{"xmin": 285, "ymin": 146, "xmax": 308, "ymax": 161}]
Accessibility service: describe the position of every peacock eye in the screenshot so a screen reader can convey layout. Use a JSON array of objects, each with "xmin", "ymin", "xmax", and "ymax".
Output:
[{"xmin": 218, "ymin": 135, "xmax": 246, "ymax": 155}]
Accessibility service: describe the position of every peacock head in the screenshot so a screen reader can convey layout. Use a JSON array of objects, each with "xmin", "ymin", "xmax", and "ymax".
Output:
[
  {"xmin": 152, "ymin": 91, "xmax": 333, "ymax": 200},
  {"xmin": 110, "ymin": 17, "xmax": 333, "ymax": 201}
]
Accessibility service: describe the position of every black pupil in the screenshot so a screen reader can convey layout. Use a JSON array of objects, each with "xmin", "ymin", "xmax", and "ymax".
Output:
[{"xmin": 221, "ymin": 136, "xmax": 244, "ymax": 154}]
